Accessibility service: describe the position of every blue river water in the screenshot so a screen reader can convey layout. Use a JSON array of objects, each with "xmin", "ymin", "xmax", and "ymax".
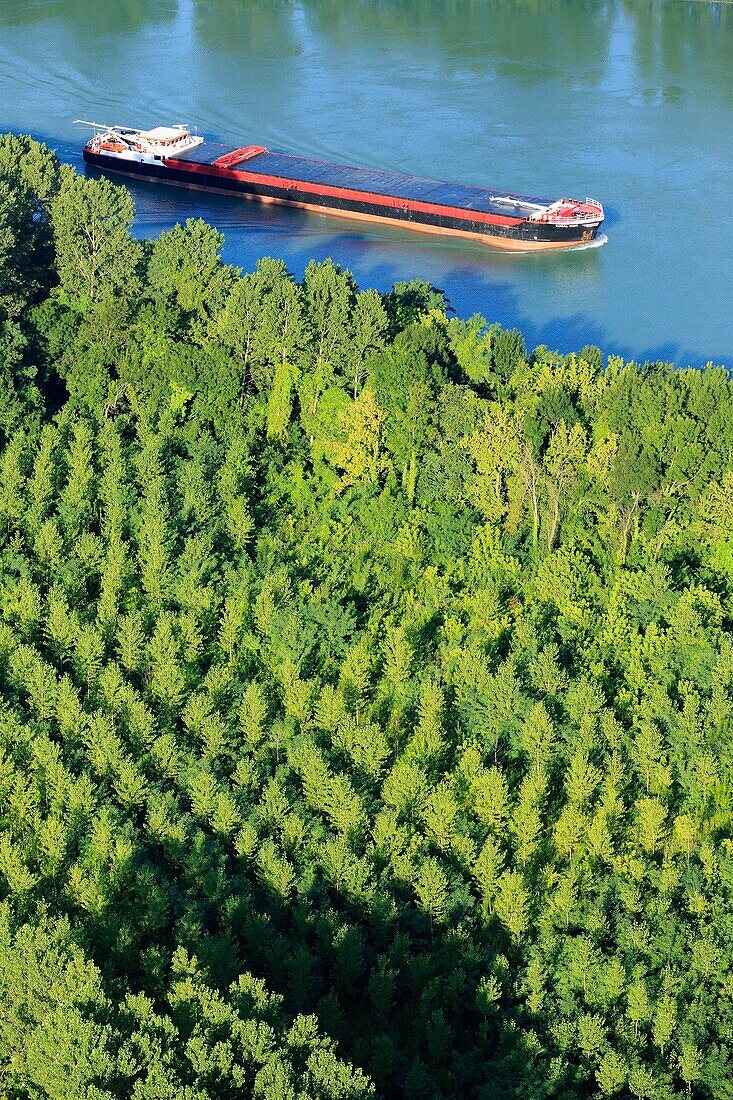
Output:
[{"xmin": 1, "ymin": 0, "xmax": 732, "ymax": 366}]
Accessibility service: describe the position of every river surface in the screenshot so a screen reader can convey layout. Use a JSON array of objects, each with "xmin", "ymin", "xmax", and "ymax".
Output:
[{"xmin": 2, "ymin": 0, "xmax": 732, "ymax": 365}]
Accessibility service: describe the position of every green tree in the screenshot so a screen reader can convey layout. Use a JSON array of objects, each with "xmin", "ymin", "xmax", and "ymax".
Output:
[
  {"xmin": 147, "ymin": 216, "xmax": 235, "ymax": 329},
  {"xmin": 51, "ymin": 167, "xmax": 141, "ymax": 307}
]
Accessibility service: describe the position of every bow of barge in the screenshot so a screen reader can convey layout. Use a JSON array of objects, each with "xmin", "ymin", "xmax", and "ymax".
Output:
[{"xmin": 75, "ymin": 120, "xmax": 605, "ymax": 250}]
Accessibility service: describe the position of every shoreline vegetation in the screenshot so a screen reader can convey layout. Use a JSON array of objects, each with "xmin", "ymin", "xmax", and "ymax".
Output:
[{"xmin": 2, "ymin": 133, "xmax": 733, "ymax": 1099}]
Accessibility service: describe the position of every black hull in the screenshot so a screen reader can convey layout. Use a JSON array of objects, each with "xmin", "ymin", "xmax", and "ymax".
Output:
[{"xmin": 83, "ymin": 150, "xmax": 600, "ymax": 248}]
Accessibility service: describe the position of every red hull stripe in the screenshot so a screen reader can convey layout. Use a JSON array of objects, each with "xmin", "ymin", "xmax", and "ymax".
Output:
[{"xmin": 164, "ymin": 157, "xmax": 524, "ymax": 228}]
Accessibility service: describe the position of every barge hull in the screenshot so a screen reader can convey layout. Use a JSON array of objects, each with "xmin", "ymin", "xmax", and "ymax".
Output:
[{"xmin": 83, "ymin": 148, "xmax": 600, "ymax": 249}]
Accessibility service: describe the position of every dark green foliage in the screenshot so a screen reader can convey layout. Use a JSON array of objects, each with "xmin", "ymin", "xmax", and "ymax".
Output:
[
  {"xmin": 2, "ymin": 136, "xmax": 733, "ymax": 1100},
  {"xmin": 0, "ymin": 133, "xmax": 60, "ymax": 431}
]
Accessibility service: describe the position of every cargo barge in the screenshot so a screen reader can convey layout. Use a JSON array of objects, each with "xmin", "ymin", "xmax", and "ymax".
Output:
[{"xmin": 75, "ymin": 121, "xmax": 604, "ymax": 250}]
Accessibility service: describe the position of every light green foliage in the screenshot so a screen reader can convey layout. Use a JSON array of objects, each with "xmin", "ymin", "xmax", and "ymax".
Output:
[
  {"xmin": 2, "ymin": 138, "xmax": 733, "ymax": 1100},
  {"xmin": 0, "ymin": 908, "xmax": 114, "ymax": 1099},
  {"xmin": 51, "ymin": 166, "xmax": 140, "ymax": 306},
  {"xmin": 148, "ymin": 216, "xmax": 235, "ymax": 323}
]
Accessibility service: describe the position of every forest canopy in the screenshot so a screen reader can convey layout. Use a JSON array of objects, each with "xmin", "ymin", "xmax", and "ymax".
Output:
[{"xmin": 1, "ymin": 132, "xmax": 733, "ymax": 1100}]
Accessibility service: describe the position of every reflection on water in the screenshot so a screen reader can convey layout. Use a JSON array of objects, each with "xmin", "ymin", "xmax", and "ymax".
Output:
[
  {"xmin": 192, "ymin": 0, "xmax": 301, "ymax": 56},
  {"xmin": 0, "ymin": 0, "xmax": 177, "ymax": 35},
  {"xmin": 295, "ymin": 0, "xmax": 615, "ymax": 74},
  {"xmin": 1, "ymin": 0, "xmax": 732, "ymax": 365},
  {"xmin": 624, "ymin": 0, "xmax": 733, "ymax": 100}
]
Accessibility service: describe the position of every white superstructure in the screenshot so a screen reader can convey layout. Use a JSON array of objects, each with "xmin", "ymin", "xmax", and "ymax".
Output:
[{"xmin": 74, "ymin": 120, "xmax": 203, "ymax": 163}]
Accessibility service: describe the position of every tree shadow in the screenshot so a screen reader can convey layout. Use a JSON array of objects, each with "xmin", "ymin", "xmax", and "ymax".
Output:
[{"xmin": 77, "ymin": 803, "xmax": 567, "ymax": 1099}]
